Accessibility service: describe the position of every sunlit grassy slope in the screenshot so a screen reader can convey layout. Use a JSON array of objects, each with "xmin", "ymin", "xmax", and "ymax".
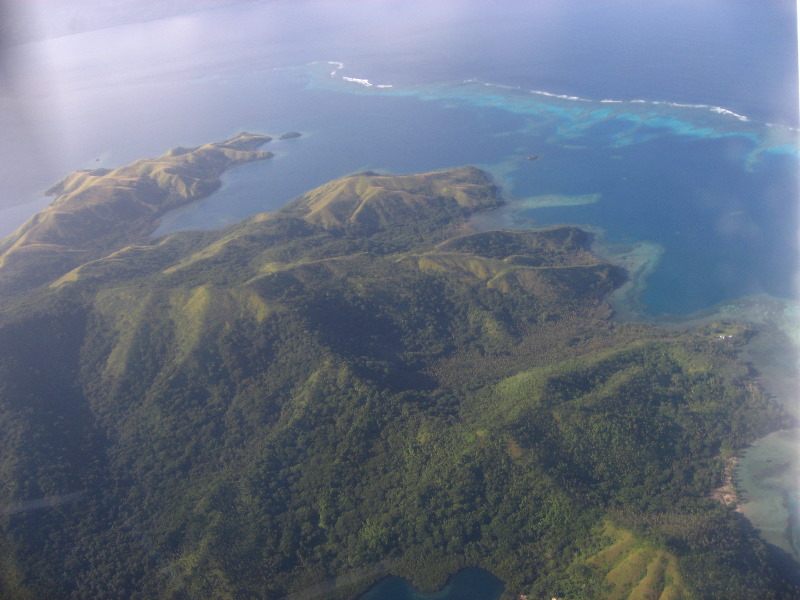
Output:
[
  {"xmin": 0, "ymin": 133, "xmax": 272, "ymax": 292},
  {"xmin": 0, "ymin": 138, "xmax": 796, "ymax": 600},
  {"xmin": 285, "ymin": 166, "xmax": 502, "ymax": 230},
  {"xmin": 586, "ymin": 523, "xmax": 688, "ymax": 600}
]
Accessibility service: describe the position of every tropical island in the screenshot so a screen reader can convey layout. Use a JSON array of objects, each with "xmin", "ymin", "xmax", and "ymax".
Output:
[{"xmin": 0, "ymin": 135, "xmax": 796, "ymax": 600}]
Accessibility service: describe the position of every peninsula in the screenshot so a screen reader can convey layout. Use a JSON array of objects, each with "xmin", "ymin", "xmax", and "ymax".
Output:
[{"xmin": 0, "ymin": 132, "xmax": 273, "ymax": 293}]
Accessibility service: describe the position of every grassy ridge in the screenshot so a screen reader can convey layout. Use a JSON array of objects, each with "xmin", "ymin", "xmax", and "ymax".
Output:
[
  {"xmin": 0, "ymin": 133, "xmax": 272, "ymax": 293},
  {"xmin": 587, "ymin": 523, "xmax": 687, "ymax": 600}
]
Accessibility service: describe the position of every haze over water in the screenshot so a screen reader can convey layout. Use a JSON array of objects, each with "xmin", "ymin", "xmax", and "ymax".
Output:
[{"xmin": 1, "ymin": 0, "xmax": 799, "ymax": 583}]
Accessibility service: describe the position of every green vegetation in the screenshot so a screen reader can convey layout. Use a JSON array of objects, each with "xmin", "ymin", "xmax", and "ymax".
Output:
[
  {"xmin": 0, "ymin": 141, "xmax": 796, "ymax": 599},
  {"xmin": 585, "ymin": 522, "xmax": 687, "ymax": 600}
]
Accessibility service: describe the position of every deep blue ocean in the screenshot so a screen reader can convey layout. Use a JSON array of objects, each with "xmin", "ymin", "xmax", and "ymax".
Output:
[{"xmin": 1, "ymin": 0, "xmax": 798, "ymax": 592}]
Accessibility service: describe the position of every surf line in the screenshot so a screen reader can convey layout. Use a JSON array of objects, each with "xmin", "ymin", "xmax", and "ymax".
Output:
[{"xmin": 326, "ymin": 60, "xmax": 393, "ymax": 88}]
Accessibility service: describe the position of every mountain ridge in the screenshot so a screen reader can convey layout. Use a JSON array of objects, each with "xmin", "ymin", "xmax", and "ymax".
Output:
[
  {"xmin": 0, "ymin": 132, "xmax": 273, "ymax": 294},
  {"xmin": 0, "ymin": 136, "xmax": 795, "ymax": 600}
]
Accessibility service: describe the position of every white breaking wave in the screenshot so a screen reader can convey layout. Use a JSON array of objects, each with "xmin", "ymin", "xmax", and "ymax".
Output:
[
  {"xmin": 471, "ymin": 80, "xmax": 755, "ymax": 123},
  {"xmin": 529, "ymin": 89, "xmax": 590, "ymax": 102},
  {"xmin": 327, "ymin": 61, "xmax": 344, "ymax": 77},
  {"xmin": 477, "ymin": 81, "xmax": 520, "ymax": 91},
  {"xmin": 341, "ymin": 77, "xmax": 392, "ymax": 88},
  {"xmin": 325, "ymin": 68, "xmax": 759, "ymax": 124},
  {"xmin": 325, "ymin": 60, "xmax": 393, "ymax": 88},
  {"xmin": 639, "ymin": 99, "xmax": 749, "ymax": 121},
  {"xmin": 468, "ymin": 79, "xmax": 590, "ymax": 101},
  {"xmin": 342, "ymin": 76, "xmax": 372, "ymax": 86},
  {"xmin": 710, "ymin": 106, "xmax": 749, "ymax": 122}
]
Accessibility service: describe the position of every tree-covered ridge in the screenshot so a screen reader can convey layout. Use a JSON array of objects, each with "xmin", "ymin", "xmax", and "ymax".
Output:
[{"xmin": 0, "ymin": 142, "xmax": 796, "ymax": 599}]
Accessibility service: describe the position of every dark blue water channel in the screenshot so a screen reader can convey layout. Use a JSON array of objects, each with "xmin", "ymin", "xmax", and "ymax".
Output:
[{"xmin": 358, "ymin": 569, "xmax": 503, "ymax": 600}]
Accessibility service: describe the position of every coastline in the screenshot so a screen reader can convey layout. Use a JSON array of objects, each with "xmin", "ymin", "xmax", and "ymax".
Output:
[
  {"xmin": 711, "ymin": 456, "xmax": 741, "ymax": 509},
  {"xmin": 586, "ymin": 232, "xmax": 665, "ymax": 322},
  {"xmin": 468, "ymin": 188, "xmax": 799, "ymax": 566},
  {"xmin": 596, "ymin": 232, "xmax": 800, "ymax": 562}
]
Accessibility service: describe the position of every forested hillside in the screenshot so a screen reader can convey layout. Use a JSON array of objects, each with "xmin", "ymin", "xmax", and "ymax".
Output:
[{"xmin": 0, "ymin": 139, "xmax": 796, "ymax": 599}]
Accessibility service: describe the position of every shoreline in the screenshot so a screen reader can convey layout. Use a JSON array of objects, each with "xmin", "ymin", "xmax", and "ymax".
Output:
[
  {"xmin": 711, "ymin": 456, "xmax": 742, "ymax": 509},
  {"xmin": 471, "ymin": 189, "xmax": 799, "ymax": 562},
  {"xmin": 594, "ymin": 229, "xmax": 800, "ymax": 561}
]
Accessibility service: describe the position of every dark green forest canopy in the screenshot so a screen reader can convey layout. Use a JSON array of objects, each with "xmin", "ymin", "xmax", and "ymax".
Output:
[{"xmin": 0, "ymin": 137, "xmax": 796, "ymax": 600}]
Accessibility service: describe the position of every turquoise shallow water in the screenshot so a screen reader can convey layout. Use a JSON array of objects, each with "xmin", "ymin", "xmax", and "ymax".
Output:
[{"xmin": 739, "ymin": 429, "xmax": 800, "ymax": 557}]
